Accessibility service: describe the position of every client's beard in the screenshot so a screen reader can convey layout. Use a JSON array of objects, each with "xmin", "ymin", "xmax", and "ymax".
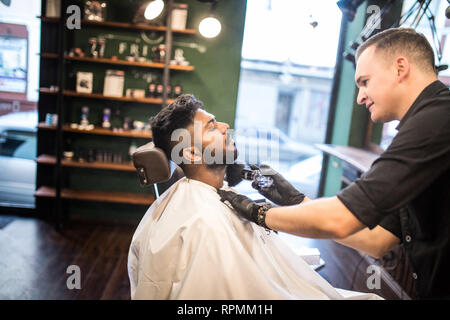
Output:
[
  {"xmin": 224, "ymin": 161, "xmax": 245, "ymax": 187},
  {"xmin": 205, "ymin": 140, "xmax": 238, "ymax": 171}
]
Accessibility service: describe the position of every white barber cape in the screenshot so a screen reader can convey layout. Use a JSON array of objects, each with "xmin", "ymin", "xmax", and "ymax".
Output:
[{"xmin": 128, "ymin": 177, "xmax": 381, "ymax": 300}]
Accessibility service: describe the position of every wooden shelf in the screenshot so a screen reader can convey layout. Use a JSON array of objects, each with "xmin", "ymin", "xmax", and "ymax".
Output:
[
  {"xmin": 40, "ymin": 53, "xmax": 59, "ymax": 59},
  {"xmin": 37, "ymin": 122, "xmax": 152, "ymax": 139},
  {"xmin": 38, "ymin": 88, "xmax": 176, "ymax": 104},
  {"xmin": 36, "ymin": 154, "xmax": 136, "ymax": 171},
  {"xmin": 63, "ymin": 90, "xmax": 175, "ymax": 104},
  {"xmin": 64, "ymin": 55, "xmax": 194, "ymax": 71},
  {"xmin": 35, "ymin": 186, "xmax": 154, "ymax": 205},
  {"xmin": 38, "ymin": 88, "xmax": 59, "ymax": 94},
  {"xmin": 80, "ymin": 19, "xmax": 196, "ymax": 34},
  {"xmin": 36, "ymin": 122, "xmax": 56, "ymax": 130},
  {"xmin": 38, "ymin": 16, "xmax": 59, "ymax": 23},
  {"xmin": 38, "ymin": 16, "xmax": 196, "ymax": 34}
]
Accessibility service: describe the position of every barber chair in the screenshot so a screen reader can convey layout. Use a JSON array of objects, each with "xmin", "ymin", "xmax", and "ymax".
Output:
[{"xmin": 131, "ymin": 142, "xmax": 185, "ymax": 198}]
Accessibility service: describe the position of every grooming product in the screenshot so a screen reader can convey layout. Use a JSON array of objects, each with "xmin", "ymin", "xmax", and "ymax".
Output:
[
  {"xmin": 98, "ymin": 37, "xmax": 105, "ymax": 58},
  {"xmin": 88, "ymin": 37, "xmax": 98, "ymax": 58},
  {"xmin": 103, "ymin": 70, "xmax": 124, "ymax": 97},
  {"xmin": 102, "ymin": 108, "xmax": 111, "ymax": 129}
]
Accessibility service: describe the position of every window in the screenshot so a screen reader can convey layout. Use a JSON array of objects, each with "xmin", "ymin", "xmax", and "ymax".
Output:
[
  {"xmin": 234, "ymin": 0, "xmax": 341, "ymax": 199},
  {"xmin": 0, "ymin": 1, "xmax": 41, "ymax": 208}
]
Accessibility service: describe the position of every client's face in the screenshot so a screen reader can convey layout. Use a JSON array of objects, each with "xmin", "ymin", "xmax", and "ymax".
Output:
[{"xmin": 190, "ymin": 109, "xmax": 238, "ymax": 165}]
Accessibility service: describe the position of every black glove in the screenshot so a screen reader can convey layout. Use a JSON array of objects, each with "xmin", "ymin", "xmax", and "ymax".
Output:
[
  {"xmin": 217, "ymin": 189, "xmax": 272, "ymax": 228},
  {"xmin": 250, "ymin": 164, "xmax": 305, "ymax": 206}
]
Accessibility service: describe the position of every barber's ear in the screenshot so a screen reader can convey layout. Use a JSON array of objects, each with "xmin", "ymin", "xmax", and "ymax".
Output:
[
  {"xmin": 395, "ymin": 56, "xmax": 410, "ymax": 82},
  {"xmin": 182, "ymin": 146, "xmax": 202, "ymax": 164}
]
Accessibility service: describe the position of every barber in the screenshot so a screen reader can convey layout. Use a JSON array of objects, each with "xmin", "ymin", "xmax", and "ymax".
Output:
[{"xmin": 219, "ymin": 28, "xmax": 450, "ymax": 299}]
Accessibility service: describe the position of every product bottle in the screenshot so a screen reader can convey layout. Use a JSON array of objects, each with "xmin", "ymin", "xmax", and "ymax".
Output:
[
  {"xmin": 102, "ymin": 108, "xmax": 111, "ymax": 129},
  {"xmin": 111, "ymin": 107, "xmax": 123, "ymax": 131},
  {"xmin": 147, "ymin": 80, "xmax": 156, "ymax": 98},
  {"xmin": 173, "ymin": 82, "xmax": 182, "ymax": 98},
  {"xmin": 155, "ymin": 81, "xmax": 164, "ymax": 98},
  {"xmin": 167, "ymin": 84, "xmax": 172, "ymax": 99}
]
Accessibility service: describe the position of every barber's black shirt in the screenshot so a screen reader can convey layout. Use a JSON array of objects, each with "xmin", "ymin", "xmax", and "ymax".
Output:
[{"xmin": 337, "ymin": 80, "xmax": 450, "ymax": 299}]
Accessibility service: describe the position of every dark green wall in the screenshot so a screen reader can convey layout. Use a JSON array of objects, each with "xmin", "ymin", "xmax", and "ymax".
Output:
[
  {"xmin": 171, "ymin": 0, "xmax": 247, "ymax": 128},
  {"xmin": 38, "ymin": 0, "xmax": 247, "ymax": 221}
]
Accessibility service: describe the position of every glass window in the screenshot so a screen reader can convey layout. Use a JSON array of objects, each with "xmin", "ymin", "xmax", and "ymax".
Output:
[
  {"xmin": 233, "ymin": 0, "xmax": 342, "ymax": 199},
  {"xmin": 0, "ymin": 1, "xmax": 41, "ymax": 208}
]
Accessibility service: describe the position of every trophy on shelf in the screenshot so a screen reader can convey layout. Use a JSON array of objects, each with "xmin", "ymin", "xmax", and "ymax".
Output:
[
  {"xmin": 88, "ymin": 37, "xmax": 98, "ymax": 58},
  {"xmin": 98, "ymin": 37, "xmax": 106, "ymax": 58},
  {"xmin": 102, "ymin": 108, "xmax": 111, "ymax": 129},
  {"xmin": 84, "ymin": 0, "xmax": 107, "ymax": 22},
  {"xmin": 79, "ymin": 106, "xmax": 94, "ymax": 130}
]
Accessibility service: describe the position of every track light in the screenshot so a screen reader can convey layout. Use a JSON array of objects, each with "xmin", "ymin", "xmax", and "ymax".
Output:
[
  {"xmin": 133, "ymin": 0, "xmax": 166, "ymax": 25},
  {"xmin": 144, "ymin": 0, "xmax": 165, "ymax": 20},
  {"xmin": 198, "ymin": 0, "xmax": 222, "ymax": 38},
  {"xmin": 199, "ymin": 16, "xmax": 221, "ymax": 38}
]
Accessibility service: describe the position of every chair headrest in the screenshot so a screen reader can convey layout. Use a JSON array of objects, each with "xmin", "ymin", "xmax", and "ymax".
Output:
[{"xmin": 132, "ymin": 142, "xmax": 171, "ymax": 186}]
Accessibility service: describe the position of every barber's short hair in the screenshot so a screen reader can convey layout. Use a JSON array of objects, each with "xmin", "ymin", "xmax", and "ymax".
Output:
[
  {"xmin": 356, "ymin": 28, "xmax": 436, "ymax": 74},
  {"xmin": 150, "ymin": 94, "xmax": 202, "ymax": 159}
]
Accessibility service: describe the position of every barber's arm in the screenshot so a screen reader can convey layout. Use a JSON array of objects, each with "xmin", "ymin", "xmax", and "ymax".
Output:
[
  {"xmin": 265, "ymin": 196, "xmax": 365, "ymax": 239},
  {"xmin": 218, "ymin": 188, "xmax": 365, "ymax": 239},
  {"xmin": 221, "ymin": 164, "xmax": 365, "ymax": 239},
  {"xmin": 334, "ymin": 226, "xmax": 400, "ymax": 259}
]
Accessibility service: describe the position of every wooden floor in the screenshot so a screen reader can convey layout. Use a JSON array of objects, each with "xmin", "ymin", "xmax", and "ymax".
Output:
[
  {"xmin": 0, "ymin": 215, "xmax": 135, "ymax": 300},
  {"xmin": 0, "ymin": 214, "xmax": 405, "ymax": 300}
]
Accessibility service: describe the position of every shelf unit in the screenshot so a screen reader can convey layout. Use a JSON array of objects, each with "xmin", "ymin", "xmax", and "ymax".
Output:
[
  {"xmin": 36, "ymin": 0, "xmax": 192, "ymax": 227},
  {"xmin": 37, "ymin": 122, "xmax": 152, "ymax": 138},
  {"xmin": 35, "ymin": 186, "xmax": 154, "ymax": 205},
  {"xmin": 39, "ymin": 88, "xmax": 177, "ymax": 104},
  {"xmin": 64, "ymin": 56, "xmax": 195, "ymax": 71},
  {"xmin": 37, "ymin": 16, "xmax": 196, "ymax": 34},
  {"xmin": 36, "ymin": 154, "xmax": 136, "ymax": 172}
]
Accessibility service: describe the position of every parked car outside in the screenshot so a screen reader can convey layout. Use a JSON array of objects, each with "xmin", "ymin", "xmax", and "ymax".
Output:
[{"xmin": 0, "ymin": 111, "xmax": 37, "ymax": 207}]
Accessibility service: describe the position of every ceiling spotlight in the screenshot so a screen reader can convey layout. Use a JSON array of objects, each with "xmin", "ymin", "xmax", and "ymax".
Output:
[
  {"xmin": 199, "ymin": 16, "xmax": 221, "ymax": 38},
  {"xmin": 133, "ymin": 0, "xmax": 166, "ymax": 25},
  {"xmin": 198, "ymin": 0, "xmax": 222, "ymax": 38},
  {"xmin": 144, "ymin": 0, "xmax": 165, "ymax": 20},
  {"xmin": 337, "ymin": 0, "xmax": 365, "ymax": 22}
]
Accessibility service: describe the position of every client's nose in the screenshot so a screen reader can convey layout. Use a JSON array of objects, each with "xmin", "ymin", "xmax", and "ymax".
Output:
[{"xmin": 217, "ymin": 122, "xmax": 229, "ymax": 134}]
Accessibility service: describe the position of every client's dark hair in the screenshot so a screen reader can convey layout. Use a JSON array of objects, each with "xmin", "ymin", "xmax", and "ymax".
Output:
[{"xmin": 150, "ymin": 94, "xmax": 202, "ymax": 159}]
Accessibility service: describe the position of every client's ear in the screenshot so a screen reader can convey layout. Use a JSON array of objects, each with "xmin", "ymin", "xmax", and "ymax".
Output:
[{"xmin": 182, "ymin": 146, "xmax": 202, "ymax": 164}]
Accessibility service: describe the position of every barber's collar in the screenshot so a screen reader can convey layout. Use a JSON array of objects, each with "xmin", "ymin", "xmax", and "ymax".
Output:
[{"xmin": 396, "ymin": 80, "xmax": 447, "ymax": 130}]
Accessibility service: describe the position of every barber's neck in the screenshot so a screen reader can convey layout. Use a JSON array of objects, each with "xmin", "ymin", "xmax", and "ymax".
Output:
[
  {"xmin": 183, "ymin": 164, "xmax": 226, "ymax": 189},
  {"xmin": 397, "ymin": 72, "xmax": 438, "ymax": 121}
]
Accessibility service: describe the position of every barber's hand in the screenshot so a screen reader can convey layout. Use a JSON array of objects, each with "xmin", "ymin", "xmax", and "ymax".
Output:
[
  {"xmin": 250, "ymin": 164, "xmax": 305, "ymax": 206},
  {"xmin": 217, "ymin": 189, "xmax": 260, "ymax": 223}
]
